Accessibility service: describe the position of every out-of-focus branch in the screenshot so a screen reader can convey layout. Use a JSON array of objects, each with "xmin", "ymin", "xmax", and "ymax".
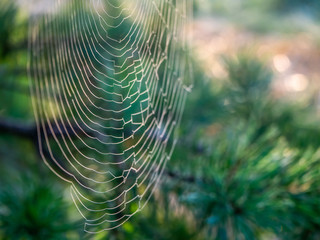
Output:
[
  {"xmin": 165, "ymin": 170, "xmax": 198, "ymax": 183},
  {"xmin": 0, "ymin": 118, "xmax": 35, "ymax": 138},
  {"xmin": 0, "ymin": 118, "xmax": 86, "ymax": 139},
  {"xmin": 0, "ymin": 117, "xmax": 201, "ymax": 184},
  {"xmin": 0, "ymin": 117, "xmax": 86, "ymax": 184}
]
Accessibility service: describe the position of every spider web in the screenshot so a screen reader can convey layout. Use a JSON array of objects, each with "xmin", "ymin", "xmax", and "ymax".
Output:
[{"xmin": 28, "ymin": 0, "xmax": 192, "ymax": 232}]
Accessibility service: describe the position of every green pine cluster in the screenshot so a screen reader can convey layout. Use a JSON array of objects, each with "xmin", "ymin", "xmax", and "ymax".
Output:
[{"xmin": 1, "ymin": 1, "xmax": 320, "ymax": 240}]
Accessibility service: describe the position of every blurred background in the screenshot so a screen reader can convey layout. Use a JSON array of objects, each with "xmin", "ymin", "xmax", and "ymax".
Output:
[{"xmin": 1, "ymin": 0, "xmax": 320, "ymax": 239}]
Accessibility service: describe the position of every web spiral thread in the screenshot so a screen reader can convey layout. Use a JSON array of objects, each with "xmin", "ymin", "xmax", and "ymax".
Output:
[{"xmin": 28, "ymin": 0, "xmax": 192, "ymax": 232}]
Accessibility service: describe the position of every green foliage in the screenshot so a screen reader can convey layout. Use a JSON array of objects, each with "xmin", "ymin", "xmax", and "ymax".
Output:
[
  {"xmin": 0, "ymin": 0, "xmax": 30, "ymax": 119},
  {"xmin": 1, "ymin": 1, "xmax": 320, "ymax": 240},
  {"xmin": 0, "ymin": 1, "xmax": 17, "ymax": 59},
  {"xmin": 0, "ymin": 176, "xmax": 78, "ymax": 240},
  {"xmin": 119, "ymin": 208, "xmax": 202, "ymax": 240},
  {"xmin": 171, "ymin": 53, "xmax": 320, "ymax": 239},
  {"xmin": 222, "ymin": 53, "xmax": 272, "ymax": 120}
]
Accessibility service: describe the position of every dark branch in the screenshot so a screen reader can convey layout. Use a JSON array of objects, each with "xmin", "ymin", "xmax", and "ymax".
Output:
[
  {"xmin": 0, "ymin": 118, "xmax": 36, "ymax": 138},
  {"xmin": 0, "ymin": 117, "xmax": 199, "ymax": 184},
  {"xmin": 165, "ymin": 170, "xmax": 198, "ymax": 183},
  {"xmin": 0, "ymin": 118, "xmax": 85, "ymax": 139}
]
